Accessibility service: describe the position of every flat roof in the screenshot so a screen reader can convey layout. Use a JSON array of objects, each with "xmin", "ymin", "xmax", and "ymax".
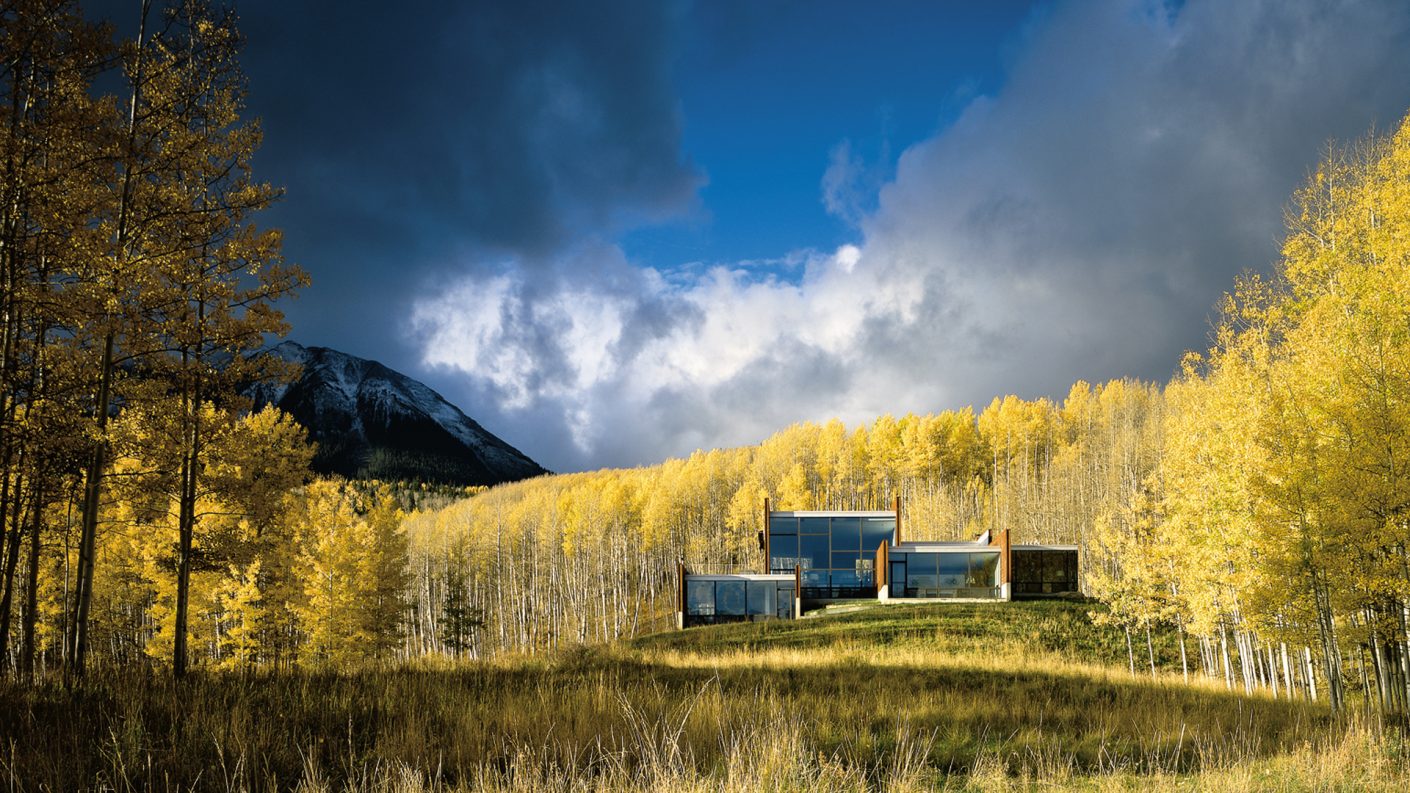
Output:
[
  {"xmin": 682, "ymin": 573, "xmax": 796, "ymax": 582},
  {"xmin": 889, "ymin": 542, "xmax": 1080, "ymax": 552},
  {"xmin": 770, "ymin": 510, "xmax": 895, "ymax": 517},
  {"xmin": 892, "ymin": 542, "xmax": 991, "ymax": 552}
]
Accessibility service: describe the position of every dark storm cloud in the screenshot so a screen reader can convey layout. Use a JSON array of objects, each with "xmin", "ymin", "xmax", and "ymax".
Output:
[
  {"xmin": 242, "ymin": 0, "xmax": 698, "ymax": 254},
  {"xmin": 87, "ymin": 0, "xmax": 702, "ymax": 362}
]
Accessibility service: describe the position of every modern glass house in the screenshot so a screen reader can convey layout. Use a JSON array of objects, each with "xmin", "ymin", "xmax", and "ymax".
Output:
[{"xmin": 677, "ymin": 499, "xmax": 1080, "ymax": 627}]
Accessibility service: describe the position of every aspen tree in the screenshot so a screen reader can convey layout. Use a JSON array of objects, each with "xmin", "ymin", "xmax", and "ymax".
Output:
[
  {"xmin": 293, "ymin": 481, "xmax": 409, "ymax": 667},
  {"xmin": 0, "ymin": 1, "xmax": 104, "ymax": 671},
  {"xmin": 138, "ymin": 0, "xmax": 304, "ymax": 678},
  {"xmin": 66, "ymin": 0, "xmax": 160, "ymax": 676}
]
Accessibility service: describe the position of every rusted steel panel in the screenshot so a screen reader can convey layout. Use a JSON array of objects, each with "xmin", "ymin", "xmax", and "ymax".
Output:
[
  {"xmin": 677, "ymin": 560, "xmax": 686, "ymax": 622},
  {"xmin": 876, "ymin": 539, "xmax": 889, "ymax": 589},
  {"xmin": 990, "ymin": 529, "xmax": 1012, "ymax": 585},
  {"xmin": 763, "ymin": 497, "xmax": 771, "ymax": 573}
]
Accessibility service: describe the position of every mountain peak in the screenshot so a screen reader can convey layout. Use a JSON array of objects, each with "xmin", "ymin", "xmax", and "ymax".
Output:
[{"xmin": 247, "ymin": 342, "xmax": 547, "ymax": 486}]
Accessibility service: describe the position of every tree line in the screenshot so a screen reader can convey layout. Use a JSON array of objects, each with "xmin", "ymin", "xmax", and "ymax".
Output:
[
  {"xmin": 1087, "ymin": 119, "xmax": 1410, "ymax": 716},
  {"xmin": 396, "ymin": 379, "xmax": 1162, "ymax": 658}
]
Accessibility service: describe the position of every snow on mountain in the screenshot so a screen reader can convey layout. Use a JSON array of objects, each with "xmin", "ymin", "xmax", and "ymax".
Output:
[{"xmin": 247, "ymin": 341, "xmax": 547, "ymax": 486}]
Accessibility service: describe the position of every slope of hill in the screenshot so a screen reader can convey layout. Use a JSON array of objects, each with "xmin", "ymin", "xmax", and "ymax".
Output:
[
  {"xmin": 246, "ymin": 341, "xmax": 547, "ymax": 486},
  {"xmin": 8, "ymin": 601, "xmax": 1395, "ymax": 792}
]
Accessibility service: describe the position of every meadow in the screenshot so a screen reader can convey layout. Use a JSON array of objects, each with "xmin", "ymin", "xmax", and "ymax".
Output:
[{"xmin": 2, "ymin": 601, "xmax": 1405, "ymax": 791}]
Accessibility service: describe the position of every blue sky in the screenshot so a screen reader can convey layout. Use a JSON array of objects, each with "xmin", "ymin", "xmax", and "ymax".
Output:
[
  {"xmin": 88, "ymin": 0, "xmax": 1410, "ymax": 472},
  {"xmin": 623, "ymin": 1, "xmax": 1037, "ymax": 270}
]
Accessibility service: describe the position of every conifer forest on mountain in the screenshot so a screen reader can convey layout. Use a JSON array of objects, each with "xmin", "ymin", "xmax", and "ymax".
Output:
[{"xmin": 3, "ymin": 1, "xmax": 1410, "ymax": 790}]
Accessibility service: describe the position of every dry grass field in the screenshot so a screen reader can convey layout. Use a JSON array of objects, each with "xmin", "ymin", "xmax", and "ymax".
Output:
[{"xmin": 1, "ymin": 602, "xmax": 1405, "ymax": 791}]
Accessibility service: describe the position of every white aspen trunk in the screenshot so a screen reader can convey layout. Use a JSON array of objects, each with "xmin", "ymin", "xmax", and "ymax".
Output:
[
  {"xmin": 1219, "ymin": 622, "xmax": 1233, "ymax": 691},
  {"xmin": 1304, "ymin": 646, "xmax": 1318, "ymax": 702},
  {"xmin": 470, "ymin": 576, "xmax": 483, "ymax": 660},
  {"xmin": 1257, "ymin": 632, "xmax": 1269, "ymax": 688},
  {"xmin": 1249, "ymin": 633, "xmax": 1264, "ymax": 692},
  {"xmin": 1235, "ymin": 631, "xmax": 1248, "ymax": 693},
  {"xmin": 516, "ymin": 530, "xmax": 527, "ymax": 649},
  {"xmin": 630, "ymin": 562, "xmax": 642, "ymax": 637},
  {"xmin": 1145, "ymin": 623, "xmax": 1157, "ymax": 677},
  {"xmin": 598, "ymin": 560, "xmax": 609, "ymax": 643},
  {"xmin": 501, "ymin": 513, "xmax": 513, "ymax": 649},
  {"xmin": 1280, "ymin": 642, "xmax": 1294, "ymax": 700},
  {"xmin": 1177, "ymin": 623, "xmax": 1189, "ymax": 684},
  {"xmin": 1358, "ymin": 646, "xmax": 1373, "ymax": 711},
  {"xmin": 1369, "ymin": 615, "xmax": 1389, "ymax": 712},
  {"xmin": 1236, "ymin": 631, "xmax": 1250, "ymax": 690},
  {"xmin": 1235, "ymin": 629, "xmax": 1246, "ymax": 685},
  {"xmin": 1253, "ymin": 634, "xmax": 1266, "ymax": 693}
]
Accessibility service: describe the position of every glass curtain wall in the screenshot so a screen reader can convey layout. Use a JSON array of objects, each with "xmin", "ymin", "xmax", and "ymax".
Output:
[
  {"xmin": 1010, "ymin": 550, "xmax": 1079, "ymax": 596},
  {"xmin": 768, "ymin": 515, "xmax": 895, "ymax": 597},
  {"xmin": 684, "ymin": 578, "xmax": 797, "ymax": 626},
  {"xmin": 887, "ymin": 551, "xmax": 1001, "ymax": 598}
]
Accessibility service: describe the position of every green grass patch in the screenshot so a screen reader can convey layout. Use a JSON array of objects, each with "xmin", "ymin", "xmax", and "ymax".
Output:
[{"xmin": 634, "ymin": 600, "xmax": 1184, "ymax": 670}]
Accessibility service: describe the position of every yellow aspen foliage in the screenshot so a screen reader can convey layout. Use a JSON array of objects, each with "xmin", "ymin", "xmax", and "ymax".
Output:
[
  {"xmin": 292, "ymin": 481, "xmax": 410, "ymax": 668},
  {"xmin": 776, "ymin": 463, "xmax": 813, "ymax": 510},
  {"xmin": 726, "ymin": 477, "xmax": 767, "ymax": 536}
]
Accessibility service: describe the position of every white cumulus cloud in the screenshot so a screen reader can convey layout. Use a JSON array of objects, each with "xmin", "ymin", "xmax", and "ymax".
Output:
[{"xmin": 410, "ymin": 0, "xmax": 1410, "ymax": 471}]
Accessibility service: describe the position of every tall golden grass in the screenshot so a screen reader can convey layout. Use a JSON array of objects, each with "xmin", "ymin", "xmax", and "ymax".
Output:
[{"xmin": 1, "ymin": 603, "xmax": 1403, "ymax": 791}]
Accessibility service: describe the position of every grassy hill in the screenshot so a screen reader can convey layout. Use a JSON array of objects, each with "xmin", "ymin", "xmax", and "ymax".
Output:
[{"xmin": 2, "ymin": 601, "xmax": 1404, "ymax": 791}]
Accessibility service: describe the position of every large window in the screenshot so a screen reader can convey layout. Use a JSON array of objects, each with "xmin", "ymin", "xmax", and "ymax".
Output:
[
  {"xmin": 892, "ymin": 551, "xmax": 1002, "ymax": 599},
  {"xmin": 746, "ymin": 581, "xmax": 775, "ymax": 616},
  {"xmin": 969, "ymin": 553, "xmax": 999, "ymax": 588},
  {"xmin": 830, "ymin": 518, "xmax": 861, "ymax": 550},
  {"xmin": 686, "ymin": 579, "xmax": 716, "ymax": 616},
  {"xmin": 716, "ymin": 581, "xmax": 746, "ymax": 616},
  {"xmin": 767, "ymin": 513, "xmax": 896, "ymax": 597},
  {"xmin": 684, "ymin": 578, "xmax": 796, "ymax": 626},
  {"xmin": 862, "ymin": 518, "xmax": 894, "ymax": 551},
  {"xmin": 937, "ymin": 554, "xmax": 967, "ymax": 587},
  {"xmin": 1012, "ymin": 549, "xmax": 1079, "ymax": 596},
  {"xmin": 800, "ymin": 535, "xmax": 830, "ymax": 570},
  {"xmin": 768, "ymin": 533, "xmax": 800, "ymax": 572}
]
